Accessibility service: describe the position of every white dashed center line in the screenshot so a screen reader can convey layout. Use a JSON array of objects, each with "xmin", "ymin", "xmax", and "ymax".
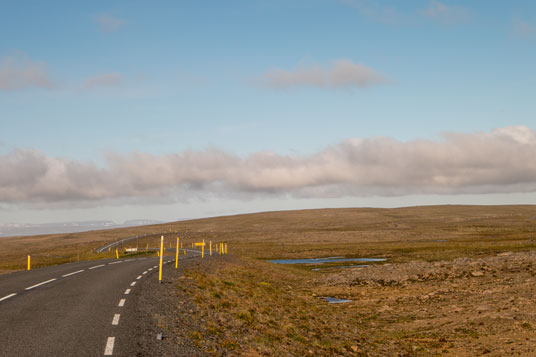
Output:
[
  {"xmin": 0, "ymin": 293, "xmax": 17, "ymax": 302},
  {"xmin": 25, "ymin": 278, "xmax": 56, "ymax": 290},
  {"xmin": 118, "ymin": 299, "xmax": 125, "ymax": 307},
  {"xmin": 130, "ymin": 281, "xmax": 136, "ymax": 287},
  {"xmin": 136, "ymin": 275, "xmax": 142, "ymax": 280},
  {"xmin": 104, "ymin": 337, "xmax": 115, "ymax": 355},
  {"xmin": 124, "ymin": 289, "xmax": 131, "ymax": 295},
  {"xmin": 142, "ymin": 271, "xmax": 147, "ymax": 275},
  {"xmin": 125, "ymin": 259, "xmax": 133, "ymax": 262},
  {"xmin": 89, "ymin": 264, "xmax": 105, "ymax": 270},
  {"xmin": 112, "ymin": 314, "xmax": 120, "ymax": 325},
  {"xmin": 109, "ymin": 261, "xmax": 122, "ymax": 265},
  {"xmin": 62, "ymin": 269, "xmax": 84, "ymax": 277}
]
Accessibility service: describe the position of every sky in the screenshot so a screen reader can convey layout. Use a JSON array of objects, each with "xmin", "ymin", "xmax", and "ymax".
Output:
[{"xmin": 1, "ymin": 0, "xmax": 536, "ymax": 224}]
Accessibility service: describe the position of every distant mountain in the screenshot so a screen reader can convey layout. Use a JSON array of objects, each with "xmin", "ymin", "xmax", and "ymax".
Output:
[{"xmin": 0, "ymin": 219, "xmax": 165, "ymax": 237}]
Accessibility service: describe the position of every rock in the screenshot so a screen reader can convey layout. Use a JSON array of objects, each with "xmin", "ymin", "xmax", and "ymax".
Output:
[
  {"xmin": 378, "ymin": 305, "xmax": 393, "ymax": 312},
  {"xmin": 351, "ymin": 345, "xmax": 359, "ymax": 352},
  {"xmin": 472, "ymin": 271, "xmax": 484, "ymax": 277}
]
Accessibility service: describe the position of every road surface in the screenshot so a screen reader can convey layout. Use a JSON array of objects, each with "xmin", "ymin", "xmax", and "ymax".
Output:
[{"xmin": 0, "ymin": 250, "xmax": 200, "ymax": 356}]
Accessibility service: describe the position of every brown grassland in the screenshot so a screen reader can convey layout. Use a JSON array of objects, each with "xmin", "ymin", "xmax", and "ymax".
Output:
[{"xmin": 2, "ymin": 205, "xmax": 536, "ymax": 355}]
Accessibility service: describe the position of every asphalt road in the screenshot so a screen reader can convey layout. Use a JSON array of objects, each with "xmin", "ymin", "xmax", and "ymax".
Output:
[{"xmin": 0, "ymin": 249, "xmax": 201, "ymax": 356}]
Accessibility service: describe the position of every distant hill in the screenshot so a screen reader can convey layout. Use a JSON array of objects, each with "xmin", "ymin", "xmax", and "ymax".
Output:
[{"xmin": 0, "ymin": 219, "xmax": 165, "ymax": 237}]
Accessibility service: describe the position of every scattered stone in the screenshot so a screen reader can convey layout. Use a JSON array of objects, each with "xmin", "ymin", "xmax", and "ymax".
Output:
[{"xmin": 471, "ymin": 271, "xmax": 484, "ymax": 277}]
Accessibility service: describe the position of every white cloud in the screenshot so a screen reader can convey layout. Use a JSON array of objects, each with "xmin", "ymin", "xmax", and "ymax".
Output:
[
  {"xmin": 259, "ymin": 60, "xmax": 388, "ymax": 90},
  {"xmin": 341, "ymin": 0, "xmax": 403, "ymax": 25},
  {"xmin": 0, "ymin": 54, "xmax": 55, "ymax": 91},
  {"xmin": 81, "ymin": 73, "xmax": 123, "ymax": 90},
  {"xmin": 94, "ymin": 14, "xmax": 127, "ymax": 32},
  {"xmin": 2, "ymin": 126, "xmax": 536, "ymax": 207},
  {"xmin": 514, "ymin": 20, "xmax": 536, "ymax": 38},
  {"xmin": 421, "ymin": 1, "xmax": 470, "ymax": 24}
]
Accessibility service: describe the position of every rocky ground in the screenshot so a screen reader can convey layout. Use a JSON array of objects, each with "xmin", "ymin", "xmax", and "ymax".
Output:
[
  {"xmin": 315, "ymin": 251, "xmax": 536, "ymax": 356},
  {"xmin": 134, "ymin": 251, "xmax": 536, "ymax": 356}
]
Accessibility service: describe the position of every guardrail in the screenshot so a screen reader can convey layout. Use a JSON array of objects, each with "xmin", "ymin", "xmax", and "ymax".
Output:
[{"xmin": 94, "ymin": 233, "xmax": 152, "ymax": 253}]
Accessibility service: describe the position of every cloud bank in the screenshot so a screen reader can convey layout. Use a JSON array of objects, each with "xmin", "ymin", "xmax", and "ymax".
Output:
[
  {"xmin": 259, "ymin": 60, "xmax": 388, "ymax": 90},
  {"xmin": 2, "ymin": 126, "xmax": 536, "ymax": 207},
  {"xmin": 0, "ymin": 54, "xmax": 55, "ymax": 91}
]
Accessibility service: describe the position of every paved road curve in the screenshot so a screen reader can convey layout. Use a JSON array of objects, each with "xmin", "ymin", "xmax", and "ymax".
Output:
[{"xmin": 0, "ymin": 251, "xmax": 200, "ymax": 356}]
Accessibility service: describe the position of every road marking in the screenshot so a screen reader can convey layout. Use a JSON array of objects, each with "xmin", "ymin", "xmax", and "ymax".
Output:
[
  {"xmin": 148, "ymin": 268, "xmax": 153, "ymax": 271},
  {"xmin": 153, "ymin": 265, "xmax": 157, "ymax": 268},
  {"xmin": 89, "ymin": 264, "xmax": 105, "ymax": 270},
  {"xmin": 62, "ymin": 269, "xmax": 84, "ymax": 277},
  {"xmin": 0, "ymin": 293, "xmax": 17, "ymax": 302},
  {"xmin": 138, "ymin": 257, "xmax": 147, "ymax": 260},
  {"xmin": 130, "ymin": 281, "xmax": 136, "ymax": 286},
  {"xmin": 118, "ymin": 299, "xmax": 125, "ymax": 307},
  {"xmin": 142, "ymin": 271, "xmax": 147, "ymax": 275},
  {"xmin": 25, "ymin": 278, "xmax": 56, "ymax": 290},
  {"xmin": 104, "ymin": 337, "xmax": 115, "ymax": 355},
  {"xmin": 124, "ymin": 289, "xmax": 131, "ymax": 295},
  {"xmin": 136, "ymin": 275, "xmax": 142, "ymax": 280},
  {"xmin": 112, "ymin": 314, "xmax": 120, "ymax": 325},
  {"xmin": 125, "ymin": 259, "xmax": 134, "ymax": 261},
  {"xmin": 109, "ymin": 261, "xmax": 122, "ymax": 265}
]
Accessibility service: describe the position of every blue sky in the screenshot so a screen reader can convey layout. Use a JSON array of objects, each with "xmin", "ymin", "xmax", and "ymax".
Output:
[{"xmin": 1, "ymin": 1, "xmax": 536, "ymax": 224}]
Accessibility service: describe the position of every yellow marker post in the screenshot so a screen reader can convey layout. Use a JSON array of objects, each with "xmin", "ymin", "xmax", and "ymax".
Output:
[
  {"xmin": 157, "ymin": 250, "xmax": 159, "ymax": 257},
  {"xmin": 27, "ymin": 255, "xmax": 31, "ymax": 270},
  {"xmin": 202, "ymin": 240, "xmax": 205, "ymax": 258},
  {"xmin": 225, "ymin": 243, "xmax": 227, "ymax": 254},
  {"xmin": 159, "ymin": 235, "xmax": 164, "ymax": 283},
  {"xmin": 115, "ymin": 249, "xmax": 119, "ymax": 259},
  {"xmin": 175, "ymin": 237, "xmax": 179, "ymax": 269},
  {"xmin": 209, "ymin": 241, "xmax": 212, "ymax": 256}
]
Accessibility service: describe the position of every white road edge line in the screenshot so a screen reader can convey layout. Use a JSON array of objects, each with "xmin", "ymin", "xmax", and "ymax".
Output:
[
  {"xmin": 136, "ymin": 275, "xmax": 142, "ymax": 280},
  {"xmin": 118, "ymin": 299, "xmax": 125, "ymax": 307},
  {"xmin": 89, "ymin": 264, "xmax": 105, "ymax": 270},
  {"xmin": 25, "ymin": 278, "xmax": 57, "ymax": 290},
  {"xmin": 130, "ymin": 281, "xmax": 136, "ymax": 286},
  {"xmin": 112, "ymin": 314, "xmax": 120, "ymax": 325},
  {"xmin": 62, "ymin": 269, "xmax": 84, "ymax": 277},
  {"xmin": 124, "ymin": 289, "xmax": 131, "ymax": 295},
  {"xmin": 104, "ymin": 337, "xmax": 115, "ymax": 355},
  {"xmin": 0, "ymin": 293, "xmax": 17, "ymax": 302}
]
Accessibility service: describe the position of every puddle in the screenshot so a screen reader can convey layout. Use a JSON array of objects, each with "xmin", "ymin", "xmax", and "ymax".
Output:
[
  {"xmin": 268, "ymin": 257, "xmax": 386, "ymax": 264},
  {"xmin": 321, "ymin": 297, "xmax": 352, "ymax": 304},
  {"xmin": 312, "ymin": 264, "xmax": 369, "ymax": 271}
]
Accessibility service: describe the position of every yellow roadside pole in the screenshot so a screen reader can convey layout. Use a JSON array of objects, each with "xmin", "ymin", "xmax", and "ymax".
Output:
[
  {"xmin": 225, "ymin": 243, "xmax": 228, "ymax": 254},
  {"xmin": 115, "ymin": 249, "xmax": 119, "ymax": 259},
  {"xmin": 175, "ymin": 237, "xmax": 179, "ymax": 269},
  {"xmin": 157, "ymin": 250, "xmax": 159, "ymax": 257},
  {"xmin": 27, "ymin": 255, "xmax": 31, "ymax": 270},
  {"xmin": 202, "ymin": 240, "xmax": 205, "ymax": 258},
  {"xmin": 159, "ymin": 236, "xmax": 164, "ymax": 283},
  {"xmin": 209, "ymin": 241, "xmax": 212, "ymax": 256}
]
